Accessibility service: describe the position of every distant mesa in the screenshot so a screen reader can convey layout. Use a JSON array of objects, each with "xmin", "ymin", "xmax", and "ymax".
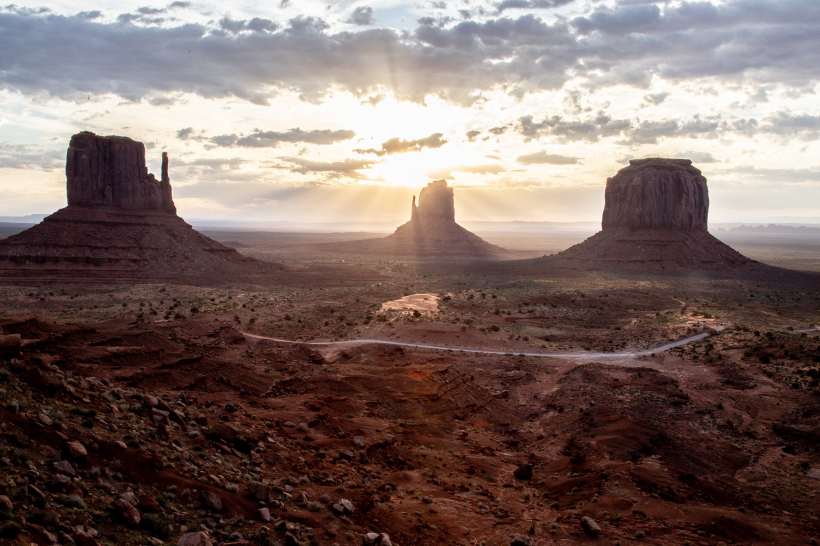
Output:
[
  {"xmin": 329, "ymin": 180, "xmax": 504, "ymax": 258},
  {"xmin": 0, "ymin": 131, "xmax": 279, "ymax": 284}
]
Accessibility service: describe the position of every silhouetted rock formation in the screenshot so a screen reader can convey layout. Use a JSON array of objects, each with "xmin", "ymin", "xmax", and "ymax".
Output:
[
  {"xmin": 0, "ymin": 132, "xmax": 278, "ymax": 284},
  {"xmin": 601, "ymin": 158, "xmax": 708, "ymax": 232},
  {"xmin": 329, "ymin": 180, "xmax": 503, "ymax": 258},
  {"xmin": 553, "ymin": 158, "xmax": 754, "ymax": 270},
  {"xmin": 67, "ymin": 132, "xmax": 176, "ymax": 213}
]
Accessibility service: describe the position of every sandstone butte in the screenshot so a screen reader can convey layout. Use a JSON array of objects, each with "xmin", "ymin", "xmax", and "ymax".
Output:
[
  {"xmin": 549, "ymin": 158, "xmax": 758, "ymax": 270},
  {"xmin": 330, "ymin": 180, "xmax": 504, "ymax": 258},
  {"xmin": 0, "ymin": 132, "xmax": 280, "ymax": 285}
]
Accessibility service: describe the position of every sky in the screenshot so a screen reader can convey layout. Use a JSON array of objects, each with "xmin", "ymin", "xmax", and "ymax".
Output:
[{"xmin": 0, "ymin": 0, "xmax": 819, "ymax": 226}]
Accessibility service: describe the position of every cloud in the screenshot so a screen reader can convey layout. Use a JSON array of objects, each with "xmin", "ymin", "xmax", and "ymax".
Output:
[
  {"xmin": 176, "ymin": 157, "xmax": 248, "ymax": 170},
  {"xmin": 676, "ymin": 151, "xmax": 719, "ymax": 163},
  {"xmin": 643, "ymin": 92, "xmax": 669, "ymax": 105},
  {"xmin": 347, "ymin": 6, "xmax": 375, "ymax": 26},
  {"xmin": 516, "ymin": 151, "xmax": 581, "ymax": 165},
  {"xmin": 518, "ymin": 113, "xmax": 722, "ymax": 144},
  {"xmin": 496, "ymin": 0, "xmax": 575, "ymax": 13},
  {"xmin": 354, "ymin": 133, "xmax": 448, "ymax": 156},
  {"xmin": 279, "ymin": 157, "xmax": 377, "ymax": 179},
  {"xmin": 219, "ymin": 15, "xmax": 278, "ymax": 34},
  {"xmin": 0, "ymin": 142, "xmax": 64, "ymax": 170},
  {"xmin": 211, "ymin": 128, "xmax": 356, "ymax": 148},
  {"xmin": 427, "ymin": 164, "xmax": 506, "ymax": 179},
  {"xmin": 466, "ymin": 129, "xmax": 481, "ymax": 142},
  {"xmin": 0, "ymin": 1, "xmax": 818, "ymax": 108}
]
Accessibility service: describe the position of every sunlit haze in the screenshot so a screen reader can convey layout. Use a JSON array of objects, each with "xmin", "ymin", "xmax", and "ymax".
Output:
[{"xmin": 1, "ymin": 0, "xmax": 819, "ymax": 225}]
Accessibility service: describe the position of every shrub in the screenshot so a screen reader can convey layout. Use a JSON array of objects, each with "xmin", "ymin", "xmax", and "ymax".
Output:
[
  {"xmin": 65, "ymin": 495, "xmax": 86, "ymax": 509},
  {"xmin": 141, "ymin": 513, "xmax": 172, "ymax": 539},
  {"xmin": 635, "ymin": 530, "xmax": 645, "ymax": 538},
  {"xmin": 0, "ymin": 522, "xmax": 22, "ymax": 538}
]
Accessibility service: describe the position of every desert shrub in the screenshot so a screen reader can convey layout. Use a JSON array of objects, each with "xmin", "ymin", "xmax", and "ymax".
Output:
[
  {"xmin": 141, "ymin": 513, "xmax": 172, "ymax": 539},
  {"xmin": 635, "ymin": 530, "xmax": 645, "ymax": 538},
  {"xmin": 569, "ymin": 452, "xmax": 587, "ymax": 466},
  {"xmin": 307, "ymin": 501, "xmax": 322, "ymax": 512},
  {"xmin": 64, "ymin": 495, "xmax": 86, "ymax": 509},
  {"xmin": 248, "ymin": 530, "xmax": 271, "ymax": 546},
  {"xmin": 0, "ymin": 522, "xmax": 22, "ymax": 538}
]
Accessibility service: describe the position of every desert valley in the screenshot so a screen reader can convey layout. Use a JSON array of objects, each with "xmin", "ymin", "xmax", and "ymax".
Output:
[
  {"xmin": 1, "ymin": 1, "xmax": 819, "ymax": 545},
  {"xmin": 0, "ymin": 132, "xmax": 818, "ymax": 546}
]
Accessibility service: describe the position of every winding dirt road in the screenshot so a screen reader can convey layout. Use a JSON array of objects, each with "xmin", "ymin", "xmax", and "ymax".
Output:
[{"xmin": 242, "ymin": 331, "xmax": 713, "ymax": 359}]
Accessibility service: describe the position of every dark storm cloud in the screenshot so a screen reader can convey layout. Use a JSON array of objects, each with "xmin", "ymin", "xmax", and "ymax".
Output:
[
  {"xmin": 210, "ymin": 128, "xmax": 356, "ymax": 148},
  {"xmin": 0, "ymin": 143, "xmax": 64, "ymax": 170},
  {"xmin": 279, "ymin": 157, "xmax": 376, "ymax": 179},
  {"xmin": 347, "ymin": 6, "xmax": 375, "ymax": 26},
  {"xmin": 516, "ymin": 150, "xmax": 580, "ymax": 165},
  {"xmin": 219, "ymin": 15, "xmax": 278, "ymax": 34},
  {"xmin": 466, "ymin": 130, "xmax": 481, "ymax": 142},
  {"xmin": 354, "ymin": 133, "xmax": 448, "ymax": 156},
  {"xmin": 0, "ymin": 1, "xmax": 818, "ymax": 106}
]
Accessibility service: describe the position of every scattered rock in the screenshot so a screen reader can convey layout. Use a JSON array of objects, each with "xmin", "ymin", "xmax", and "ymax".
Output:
[
  {"xmin": 0, "ymin": 334, "xmax": 21, "ymax": 360},
  {"xmin": 53, "ymin": 460, "xmax": 76, "ymax": 477},
  {"xmin": 113, "ymin": 498, "xmax": 141, "ymax": 525},
  {"xmin": 362, "ymin": 532, "xmax": 392, "ymax": 546},
  {"xmin": 65, "ymin": 441, "xmax": 88, "ymax": 461},
  {"xmin": 580, "ymin": 516, "xmax": 601, "ymax": 536},
  {"xmin": 143, "ymin": 394, "xmax": 159, "ymax": 408},
  {"xmin": 258, "ymin": 507, "xmax": 271, "ymax": 522},
  {"xmin": 0, "ymin": 495, "xmax": 12, "ymax": 511},
  {"xmin": 248, "ymin": 481, "xmax": 269, "ymax": 501},
  {"xmin": 178, "ymin": 532, "xmax": 213, "ymax": 546},
  {"xmin": 201, "ymin": 490, "xmax": 223, "ymax": 512},
  {"xmin": 510, "ymin": 536, "xmax": 534, "ymax": 546},
  {"xmin": 513, "ymin": 464, "xmax": 533, "ymax": 480},
  {"xmin": 137, "ymin": 495, "xmax": 162, "ymax": 513}
]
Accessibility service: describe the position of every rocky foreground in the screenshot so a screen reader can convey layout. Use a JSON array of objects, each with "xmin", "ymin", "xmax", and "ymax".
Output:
[{"xmin": 0, "ymin": 275, "xmax": 819, "ymax": 546}]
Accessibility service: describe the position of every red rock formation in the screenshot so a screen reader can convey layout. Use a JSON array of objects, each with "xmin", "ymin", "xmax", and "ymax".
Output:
[
  {"xmin": 0, "ymin": 132, "xmax": 277, "ymax": 284},
  {"xmin": 601, "ymin": 159, "xmax": 708, "ymax": 232},
  {"xmin": 551, "ymin": 158, "xmax": 754, "ymax": 270},
  {"xmin": 331, "ymin": 180, "xmax": 503, "ymax": 258},
  {"xmin": 66, "ymin": 132, "xmax": 175, "ymax": 213}
]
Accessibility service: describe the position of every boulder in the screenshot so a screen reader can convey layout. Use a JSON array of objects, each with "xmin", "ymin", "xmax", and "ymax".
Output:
[
  {"xmin": 248, "ymin": 481, "xmax": 268, "ymax": 501},
  {"xmin": 137, "ymin": 495, "xmax": 162, "ymax": 513},
  {"xmin": 113, "ymin": 498, "xmax": 141, "ymax": 525},
  {"xmin": 143, "ymin": 394, "xmax": 159, "ymax": 407},
  {"xmin": 178, "ymin": 532, "xmax": 213, "ymax": 546},
  {"xmin": 580, "ymin": 516, "xmax": 601, "ymax": 536},
  {"xmin": 201, "ymin": 490, "xmax": 223, "ymax": 512},
  {"xmin": 0, "ymin": 334, "xmax": 21, "ymax": 360},
  {"xmin": 513, "ymin": 464, "xmax": 533, "ymax": 481},
  {"xmin": 0, "ymin": 494, "xmax": 12, "ymax": 511},
  {"xmin": 258, "ymin": 507, "xmax": 271, "ymax": 522},
  {"xmin": 65, "ymin": 441, "xmax": 88, "ymax": 461},
  {"xmin": 53, "ymin": 460, "xmax": 76, "ymax": 477},
  {"xmin": 510, "ymin": 536, "xmax": 535, "ymax": 546},
  {"xmin": 601, "ymin": 158, "xmax": 708, "ymax": 232}
]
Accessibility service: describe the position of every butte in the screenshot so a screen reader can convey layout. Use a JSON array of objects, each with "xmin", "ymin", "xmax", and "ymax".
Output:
[
  {"xmin": 553, "ymin": 158, "xmax": 756, "ymax": 270},
  {"xmin": 0, "ymin": 132, "xmax": 286, "ymax": 285},
  {"xmin": 464, "ymin": 158, "xmax": 807, "ymax": 277},
  {"xmin": 331, "ymin": 180, "xmax": 504, "ymax": 258}
]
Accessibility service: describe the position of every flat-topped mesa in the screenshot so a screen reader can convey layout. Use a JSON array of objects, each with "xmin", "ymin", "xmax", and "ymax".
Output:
[
  {"xmin": 66, "ymin": 131, "xmax": 176, "ymax": 214},
  {"xmin": 601, "ymin": 158, "xmax": 708, "ymax": 232},
  {"xmin": 412, "ymin": 179, "xmax": 456, "ymax": 222}
]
